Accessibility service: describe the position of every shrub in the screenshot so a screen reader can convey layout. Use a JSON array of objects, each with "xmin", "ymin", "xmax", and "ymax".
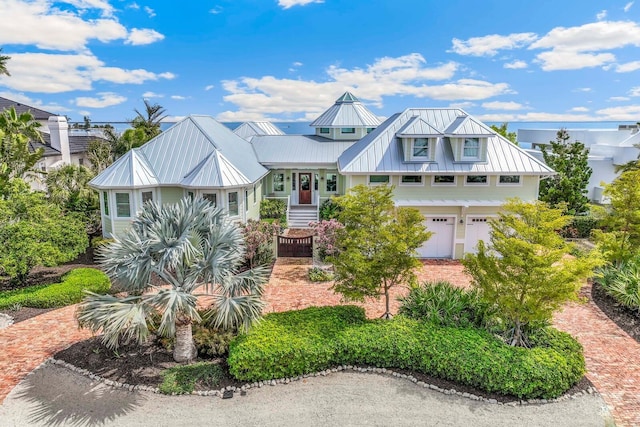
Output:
[
  {"xmin": 319, "ymin": 198, "xmax": 342, "ymax": 220},
  {"xmin": 560, "ymin": 216, "xmax": 600, "ymax": 239},
  {"xmin": 308, "ymin": 219, "xmax": 344, "ymax": 260},
  {"xmin": 0, "ymin": 268, "xmax": 110, "ymax": 309},
  {"xmin": 308, "ymin": 267, "xmax": 334, "ymax": 282},
  {"xmin": 242, "ymin": 219, "xmax": 280, "ymax": 268},
  {"xmin": 260, "ymin": 199, "xmax": 286, "ymax": 220},
  {"xmin": 597, "ymin": 255, "xmax": 640, "ymax": 314},
  {"xmin": 398, "ymin": 281, "xmax": 494, "ymax": 328},
  {"xmin": 159, "ymin": 362, "xmax": 224, "ymax": 395},
  {"xmin": 193, "ymin": 326, "xmax": 236, "ymax": 357},
  {"xmin": 228, "ymin": 306, "xmax": 584, "ymax": 399}
]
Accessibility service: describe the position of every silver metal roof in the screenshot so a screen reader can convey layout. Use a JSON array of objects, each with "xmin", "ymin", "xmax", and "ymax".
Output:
[
  {"xmin": 233, "ymin": 121, "xmax": 285, "ymax": 140},
  {"xmin": 338, "ymin": 108, "xmax": 555, "ymax": 175},
  {"xmin": 396, "ymin": 116, "xmax": 443, "ymax": 137},
  {"xmin": 90, "ymin": 115, "xmax": 267, "ymax": 189},
  {"xmin": 444, "ymin": 115, "xmax": 494, "ymax": 137},
  {"xmin": 310, "ymin": 92, "xmax": 382, "ymax": 128},
  {"xmin": 90, "ymin": 149, "xmax": 158, "ymax": 188},
  {"xmin": 251, "ymin": 135, "xmax": 356, "ymax": 166}
]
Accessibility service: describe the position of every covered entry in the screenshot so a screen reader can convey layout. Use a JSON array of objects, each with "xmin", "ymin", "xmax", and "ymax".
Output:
[{"xmin": 417, "ymin": 217, "xmax": 455, "ymax": 258}]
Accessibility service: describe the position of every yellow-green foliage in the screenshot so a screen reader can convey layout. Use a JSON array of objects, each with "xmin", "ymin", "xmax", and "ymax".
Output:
[{"xmin": 0, "ymin": 268, "xmax": 110, "ymax": 309}]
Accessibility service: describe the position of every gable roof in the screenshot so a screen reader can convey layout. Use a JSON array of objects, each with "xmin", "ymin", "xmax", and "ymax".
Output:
[
  {"xmin": 310, "ymin": 92, "xmax": 382, "ymax": 128},
  {"xmin": 90, "ymin": 150, "xmax": 158, "ymax": 188},
  {"xmin": 233, "ymin": 121, "xmax": 285, "ymax": 139},
  {"xmin": 0, "ymin": 96, "xmax": 55, "ymax": 121},
  {"xmin": 444, "ymin": 115, "xmax": 494, "ymax": 137},
  {"xmin": 251, "ymin": 135, "xmax": 356, "ymax": 166},
  {"xmin": 29, "ymin": 132, "xmax": 106, "ymax": 157},
  {"xmin": 338, "ymin": 108, "xmax": 554, "ymax": 175},
  {"xmin": 90, "ymin": 115, "xmax": 268, "ymax": 189},
  {"xmin": 396, "ymin": 116, "xmax": 443, "ymax": 137}
]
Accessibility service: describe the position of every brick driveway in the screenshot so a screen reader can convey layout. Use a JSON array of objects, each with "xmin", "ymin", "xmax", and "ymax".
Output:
[{"xmin": 1, "ymin": 259, "xmax": 639, "ymax": 426}]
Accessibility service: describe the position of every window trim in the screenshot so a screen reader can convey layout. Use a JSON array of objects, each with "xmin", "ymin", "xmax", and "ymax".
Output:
[
  {"xmin": 228, "ymin": 191, "xmax": 239, "ymax": 217},
  {"xmin": 253, "ymin": 185, "xmax": 257, "ymax": 204},
  {"xmin": 497, "ymin": 175, "xmax": 523, "ymax": 186},
  {"xmin": 464, "ymin": 175, "xmax": 489, "ymax": 186},
  {"xmin": 462, "ymin": 137, "xmax": 481, "ymax": 160},
  {"xmin": 141, "ymin": 190, "xmax": 154, "ymax": 205},
  {"xmin": 202, "ymin": 192, "xmax": 217, "ymax": 207},
  {"xmin": 399, "ymin": 175, "xmax": 425, "ymax": 186},
  {"xmin": 272, "ymin": 172, "xmax": 285, "ymax": 192},
  {"xmin": 115, "ymin": 192, "xmax": 132, "ymax": 218},
  {"xmin": 432, "ymin": 175, "xmax": 457, "ymax": 186},
  {"xmin": 410, "ymin": 138, "xmax": 431, "ymax": 160},
  {"xmin": 368, "ymin": 175, "xmax": 390, "ymax": 186},
  {"xmin": 102, "ymin": 191, "xmax": 110, "ymax": 217}
]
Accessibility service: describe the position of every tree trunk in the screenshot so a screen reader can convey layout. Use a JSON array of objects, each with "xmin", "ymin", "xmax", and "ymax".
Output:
[
  {"xmin": 381, "ymin": 286, "xmax": 393, "ymax": 319},
  {"xmin": 173, "ymin": 318, "xmax": 197, "ymax": 363}
]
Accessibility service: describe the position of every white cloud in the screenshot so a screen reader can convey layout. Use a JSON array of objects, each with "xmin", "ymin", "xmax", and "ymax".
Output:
[
  {"xmin": 125, "ymin": 28, "xmax": 164, "ymax": 45},
  {"xmin": 570, "ymin": 106, "xmax": 590, "ymax": 112},
  {"xmin": 630, "ymin": 87, "xmax": 640, "ymax": 96},
  {"xmin": 292, "ymin": 61, "xmax": 303, "ymax": 67},
  {"xmin": 448, "ymin": 101, "xmax": 476, "ymax": 109},
  {"xmin": 217, "ymin": 53, "xmax": 513, "ymax": 121},
  {"xmin": 574, "ymin": 87, "xmax": 592, "ymax": 93},
  {"xmin": 481, "ymin": 101, "xmax": 526, "ymax": 111},
  {"xmin": 127, "ymin": 2, "xmax": 140, "ymax": 10},
  {"xmin": 611, "ymin": 61, "xmax": 640, "ymax": 72},
  {"xmin": 0, "ymin": 91, "xmax": 71, "ymax": 113},
  {"xmin": 204, "ymin": 85, "xmax": 215, "ymax": 91},
  {"xmin": 64, "ymin": 0, "xmax": 115, "ymax": 16},
  {"xmin": 209, "ymin": 6, "xmax": 223, "ymax": 14},
  {"xmin": 74, "ymin": 92, "xmax": 127, "ymax": 108},
  {"xmin": 144, "ymin": 6, "xmax": 155, "ymax": 17},
  {"xmin": 162, "ymin": 115, "xmax": 186, "ymax": 123},
  {"xmin": 530, "ymin": 21, "xmax": 640, "ymax": 71},
  {"xmin": 171, "ymin": 95, "xmax": 187, "ymax": 100},
  {"xmin": 596, "ymin": 10, "xmax": 607, "ymax": 20},
  {"xmin": 278, "ymin": 0, "xmax": 324, "ymax": 9},
  {"xmin": 450, "ymin": 33, "xmax": 538, "ymax": 56},
  {"xmin": 0, "ymin": 52, "xmax": 174, "ymax": 93},
  {"xmin": 503, "ymin": 60, "xmax": 528, "ymax": 69},
  {"xmin": 595, "ymin": 105, "xmax": 640, "ymax": 120},
  {"xmin": 609, "ymin": 96, "xmax": 631, "ymax": 101},
  {"xmin": 624, "ymin": 1, "xmax": 634, "ymax": 12},
  {"xmin": 142, "ymin": 91, "xmax": 163, "ymax": 98},
  {"xmin": 77, "ymin": 110, "xmax": 91, "ymax": 116}
]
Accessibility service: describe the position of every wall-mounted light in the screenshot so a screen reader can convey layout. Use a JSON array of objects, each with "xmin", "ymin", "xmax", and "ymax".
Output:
[
  {"xmin": 286, "ymin": 176, "xmax": 291, "ymax": 181},
  {"xmin": 459, "ymin": 219, "xmax": 464, "ymax": 224},
  {"xmin": 320, "ymin": 176, "xmax": 324, "ymax": 180}
]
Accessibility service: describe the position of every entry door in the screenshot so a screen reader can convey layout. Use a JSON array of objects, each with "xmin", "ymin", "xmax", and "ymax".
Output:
[{"xmin": 299, "ymin": 173, "xmax": 312, "ymax": 204}]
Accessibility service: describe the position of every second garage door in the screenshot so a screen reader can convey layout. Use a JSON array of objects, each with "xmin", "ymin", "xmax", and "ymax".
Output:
[
  {"xmin": 418, "ymin": 217, "xmax": 455, "ymax": 258},
  {"xmin": 464, "ymin": 217, "xmax": 492, "ymax": 254}
]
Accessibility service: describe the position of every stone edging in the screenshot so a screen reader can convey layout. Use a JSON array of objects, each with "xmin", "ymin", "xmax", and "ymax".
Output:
[{"xmin": 46, "ymin": 358, "xmax": 598, "ymax": 405}]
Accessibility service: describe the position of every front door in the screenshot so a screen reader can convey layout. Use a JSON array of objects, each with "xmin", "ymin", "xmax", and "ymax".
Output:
[{"xmin": 299, "ymin": 173, "xmax": 312, "ymax": 204}]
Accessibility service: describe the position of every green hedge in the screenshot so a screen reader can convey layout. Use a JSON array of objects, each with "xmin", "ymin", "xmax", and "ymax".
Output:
[
  {"xmin": 0, "ymin": 268, "xmax": 110, "ymax": 309},
  {"xmin": 228, "ymin": 306, "xmax": 584, "ymax": 399}
]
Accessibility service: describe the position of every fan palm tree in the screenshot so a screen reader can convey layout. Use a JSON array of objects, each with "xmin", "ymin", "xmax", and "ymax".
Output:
[
  {"xmin": 131, "ymin": 99, "xmax": 167, "ymax": 140},
  {"xmin": 0, "ymin": 48, "xmax": 10, "ymax": 77},
  {"xmin": 77, "ymin": 197, "xmax": 267, "ymax": 362},
  {"xmin": 46, "ymin": 164, "xmax": 97, "ymax": 212}
]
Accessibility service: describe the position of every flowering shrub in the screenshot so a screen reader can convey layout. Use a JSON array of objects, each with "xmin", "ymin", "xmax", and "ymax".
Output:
[
  {"xmin": 309, "ymin": 219, "xmax": 344, "ymax": 261},
  {"xmin": 242, "ymin": 220, "xmax": 281, "ymax": 268}
]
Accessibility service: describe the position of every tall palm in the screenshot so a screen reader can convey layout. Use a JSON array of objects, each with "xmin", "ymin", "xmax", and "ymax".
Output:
[
  {"xmin": 0, "ymin": 108, "xmax": 44, "ymax": 187},
  {"xmin": 0, "ymin": 48, "xmax": 10, "ymax": 77},
  {"xmin": 131, "ymin": 99, "xmax": 167, "ymax": 140},
  {"xmin": 46, "ymin": 164, "xmax": 97, "ymax": 212},
  {"xmin": 77, "ymin": 197, "xmax": 267, "ymax": 362},
  {"xmin": 0, "ymin": 107, "xmax": 42, "ymax": 142}
]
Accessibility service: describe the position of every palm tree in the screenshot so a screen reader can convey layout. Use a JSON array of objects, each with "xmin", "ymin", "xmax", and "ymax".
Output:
[
  {"xmin": 46, "ymin": 164, "xmax": 97, "ymax": 212},
  {"xmin": 0, "ymin": 107, "xmax": 42, "ymax": 142},
  {"xmin": 0, "ymin": 48, "xmax": 10, "ymax": 77},
  {"xmin": 131, "ymin": 99, "xmax": 167, "ymax": 140},
  {"xmin": 0, "ymin": 108, "xmax": 44, "ymax": 188},
  {"xmin": 77, "ymin": 197, "xmax": 267, "ymax": 362}
]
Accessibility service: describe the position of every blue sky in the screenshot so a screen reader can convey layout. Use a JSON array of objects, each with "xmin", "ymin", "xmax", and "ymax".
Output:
[{"xmin": 1, "ymin": 0, "xmax": 639, "ymax": 124}]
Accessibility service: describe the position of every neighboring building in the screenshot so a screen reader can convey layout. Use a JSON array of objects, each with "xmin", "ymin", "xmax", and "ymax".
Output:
[
  {"xmin": 518, "ymin": 126, "xmax": 640, "ymax": 203},
  {"xmin": 0, "ymin": 96, "xmax": 56, "ymax": 131},
  {"xmin": 233, "ymin": 121, "xmax": 285, "ymax": 140},
  {"xmin": 91, "ymin": 92, "xmax": 554, "ymax": 259}
]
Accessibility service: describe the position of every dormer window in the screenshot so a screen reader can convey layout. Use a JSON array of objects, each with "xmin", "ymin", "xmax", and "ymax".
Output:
[
  {"xmin": 463, "ymin": 138, "xmax": 480, "ymax": 158},
  {"xmin": 412, "ymin": 138, "xmax": 429, "ymax": 157}
]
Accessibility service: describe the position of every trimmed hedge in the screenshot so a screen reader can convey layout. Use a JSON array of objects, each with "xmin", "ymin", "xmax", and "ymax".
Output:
[
  {"xmin": 0, "ymin": 268, "xmax": 110, "ymax": 309},
  {"xmin": 228, "ymin": 306, "xmax": 585, "ymax": 399}
]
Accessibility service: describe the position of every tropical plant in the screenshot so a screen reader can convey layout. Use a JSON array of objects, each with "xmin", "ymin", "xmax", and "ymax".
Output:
[
  {"xmin": 241, "ymin": 219, "xmax": 280, "ymax": 269},
  {"xmin": 308, "ymin": 266, "xmax": 333, "ymax": 282},
  {"xmin": 463, "ymin": 199, "xmax": 602, "ymax": 347},
  {"xmin": 86, "ymin": 138, "xmax": 113, "ymax": 174},
  {"xmin": 0, "ymin": 108, "xmax": 44, "ymax": 190},
  {"xmin": 597, "ymin": 255, "xmax": 640, "ymax": 314},
  {"xmin": 77, "ymin": 197, "xmax": 268, "ymax": 362},
  {"xmin": 330, "ymin": 185, "xmax": 431, "ymax": 318},
  {"xmin": 538, "ymin": 129, "xmax": 592, "ymax": 215},
  {"xmin": 259, "ymin": 198, "xmax": 286, "ymax": 220},
  {"xmin": 131, "ymin": 99, "xmax": 167, "ymax": 140},
  {"xmin": 0, "ymin": 48, "xmax": 10, "ymax": 76},
  {"xmin": 103, "ymin": 126, "xmax": 147, "ymax": 159},
  {"xmin": 319, "ymin": 197, "xmax": 342, "ymax": 220},
  {"xmin": 490, "ymin": 123, "xmax": 517, "ymax": 145}
]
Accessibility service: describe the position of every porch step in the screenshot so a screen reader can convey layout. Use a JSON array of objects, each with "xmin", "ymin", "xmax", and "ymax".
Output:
[{"xmin": 288, "ymin": 207, "xmax": 318, "ymax": 228}]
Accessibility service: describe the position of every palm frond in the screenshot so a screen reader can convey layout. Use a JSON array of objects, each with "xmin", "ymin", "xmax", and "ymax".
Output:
[{"xmin": 148, "ymin": 288, "xmax": 201, "ymax": 337}]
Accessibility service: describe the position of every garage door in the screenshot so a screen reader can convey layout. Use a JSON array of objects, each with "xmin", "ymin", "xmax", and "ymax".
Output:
[
  {"xmin": 418, "ymin": 217, "xmax": 455, "ymax": 258},
  {"xmin": 464, "ymin": 217, "xmax": 492, "ymax": 255}
]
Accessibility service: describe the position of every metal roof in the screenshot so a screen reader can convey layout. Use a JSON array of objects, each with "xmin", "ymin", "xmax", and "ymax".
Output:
[
  {"xmin": 444, "ymin": 115, "xmax": 494, "ymax": 137},
  {"xmin": 396, "ymin": 116, "xmax": 443, "ymax": 137},
  {"xmin": 233, "ymin": 121, "xmax": 285, "ymax": 139},
  {"xmin": 0, "ymin": 96, "xmax": 55, "ymax": 120},
  {"xmin": 90, "ymin": 150, "xmax": 158, "ymax": 188},
  {"xmin": 338, "ymin": 108, "xmax": 555, "ymax": 175},
  {"xmin": 90, "ymin": 115, "xmax": 267, "ymax": 189},
  {"xmin": 310, "ymin": 92, "xmax": 382, "ymax": 128},
  {"xmin": 251, "ymin": 135, "xmax": 356, "ymax": 166}
]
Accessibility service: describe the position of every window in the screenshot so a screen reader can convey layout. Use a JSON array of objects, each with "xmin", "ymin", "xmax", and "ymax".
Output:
[
  {"xmin": 314, "ymin": 173, "xmax": 319, "ymax": 191},
  {"xmin": 292, "ymin": 173, "xmax": 296, "ymax": 190},
  {"xmin": 142, "ymin": 191, "xmax": 153, "ymax": 204},
  {"xmin": 245, "ymin": 190, "xmax": 249, "ymax": 211},
  {"xmin": 115, "ymin": 193, "xmax": 131, "ymax": 217},
  {"xmin": 433, "ymin": 175, "xmax": 455, "ymax": 185},
  {"xmin": 203, "ymin": 193, "xmax": 217, "ymax": 206},
  {"xmin": 401, "ymin": 175, "xmax": 423, "ymax": 184},
  {"xmin": 499, "ymin": 175, "xmax": 521, "ymax": 184},
  {"xmin": 187, "ymin": 191, "xmax": 195, "ymax": 200},
  {"xmin": 369, "ymin": 175, "xmax": 390, "ymax": 185},
  {"xmin": 341, "ymin": 128, "xmax": 355, "ymax": 134},
  {"xmin": 326, "ymin": 173, "xmax": 337, "ymax": 192},
  {"xmin": 228, "ymin": 192, "xmax": 238, "ymax": 216},
  {"xmin": 253, "ymin": 185, "xmax": 257, "ymax": 203},
  {"xmin": 78, "ymin": 158, "xmax": 84, "ymax": 166},
  {"xmin": 273, "ymin": 173, "xmax": 285, "ymax": 192},
  {"xmin": 466, "ymin": 175, "xmax": 488, "ymax": 184},
  {"xmin": 366, "ymin": 127, "xmax": 375, "ymax": 134},
  {"xmin": 102, "ymin": 191, "xmax": 109, "ymax": 216},
  {"xmin": 463, "ymin": 138, "xmax": 480, "ymax": 158},
  {"xmin": 39, "ymin": 162, "xmax": 46, "ymax": 172},
  {"xmin": 319, "ymin": 128, "xmax": 330, "ymax": 134},
  {"xmin": 412, "ymin": 138, "xmax": 429, "ymax": 157}
]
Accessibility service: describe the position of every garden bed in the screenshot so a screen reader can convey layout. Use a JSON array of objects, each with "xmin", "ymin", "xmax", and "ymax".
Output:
[{"xmin": 592, "ymin": 281, "xmax": 640, "ymax": 343}]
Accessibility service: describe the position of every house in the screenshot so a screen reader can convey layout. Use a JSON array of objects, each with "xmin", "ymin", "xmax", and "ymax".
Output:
[
  {"xmin": 0, "ymin": 96, "xmax": 56, "ymax": 131},
  {"xmin": 518, "ymin": 126, "xmax": 640, "ymax": 203},
  {"xmin": 233, "ymin": 121, "xmax": 285, "ymax": 140},
  {"xmin": 90, "ymin": 92, "xmax": 554, "ymax": 259}
]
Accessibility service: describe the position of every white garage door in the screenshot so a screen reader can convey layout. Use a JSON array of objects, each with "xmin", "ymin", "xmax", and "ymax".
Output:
[
  {"xmin": 418, "ymin": 217, "xmax": 455, "ymax": 258},
  {"xmin": 464, "ymin": 217, "xmax": 492, "ymax": 255}
]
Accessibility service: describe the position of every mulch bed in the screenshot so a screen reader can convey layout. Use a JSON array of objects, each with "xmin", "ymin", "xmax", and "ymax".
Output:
[{"xmin": 591, "ymin": 281, "xmax": 640, "ymax": 343}]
